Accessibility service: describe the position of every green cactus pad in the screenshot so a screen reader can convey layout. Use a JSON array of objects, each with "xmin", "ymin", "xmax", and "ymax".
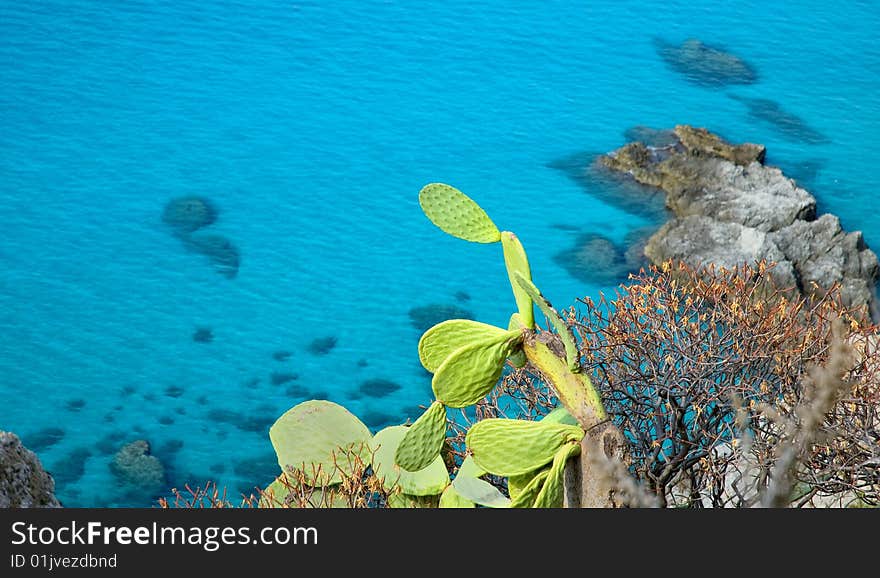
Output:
[
  {"xmin": 259, "ymin": 474, "xmax": 293, "ymax": 508},
  {"xmin": 418, "ymin": 183, "xmax": 502, "ymax": 244},
  {"xmin": 501, "ymin": 231, "xmax": 535, "ymax": 328},
  {"xmin": 418, "ymin": 319, "xmax": 508, "ymax": 373},
  {"xmin": 259, "ymin": 473, "xmax": 351, "ymax": 508},
  {"xmin": 532, "ymin": 442, "xmax": 580, "ymax": 508},
  {"xmin": 452, "ymin": 474, "xmax": 511, "ymax": 508},
  {"xmin": 506, "ymin": 314, "xmax": 528, "ymax": 368},
  {"xmin": 439, "ymin": 484, "xmax": 476, "ymax": 508},
  {"xmin": 541, "ymin": 405, "xmax": 579, "ymax": 426},
  {"xmin": 372, "ymin": 425, "xmax": 450, "ymax": 496},
  {"xmin": 387, "ymin": 492, "xmax": 442, "ymax": 508},
  {"xmin": 514, "ymin": 271, "xmax": 581, "ymax": 372},
  {"xmin": 465, "ymin": 418, "xmax": 584, "ymax": 477},
  {"xmin": 395, "ymin": 401, "xmax": 448, "ymax": 472},
  {"xmin": 507, "ymin": 466, "xmax": 547, "ymax": 502},
  {"xmin": 457, "ymin": 454, "xmax": 487, "ymax": 479},
  {"xmin": 432, "ymin": 330, "xmax": 523, "ymax": 408},
  {"xmin": 509, "ymin": 468, "xmax": 551, "ymax": 508},
  {"xmin": 269, "ymin": 400, "xmax": 373, "ymax": 486}
]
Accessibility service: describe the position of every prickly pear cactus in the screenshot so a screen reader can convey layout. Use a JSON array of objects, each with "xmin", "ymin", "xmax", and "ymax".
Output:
[
  {"xmin": 431, "ymin": 330, "xmax": 523, "ymax": 407},
  {"xmin": 418, "ymin": 183, "xmax": 502, "ymax": 244},
  {"xmin": 395, "ymin": 401, "xmax": 448, "ymax": 472},
  {"xmin": 439, "ymin": 484, "xmax": 476, "ymax": 508},
  {"xmin": 501, "ymin": 231, "xmax": 535, "ymax": 329},
  {"xmin": 465, "ymin": 418, "xmax": 584, "ymax": 477},
  {"xmin": 418, "ymin": 319, "xmax": 508, "ymax": 373},
  {"xmin": 514, "ymin": 271, "xmax": 580, "ymax": 372},
  {"xmin": 269, "ymin": 400, "xmax": 373, "ymax": 486},
  {"xmin": 532, "ymin": 442, "xmax": 580, "ymax": 508},
  {"xmin": 372, "ymin": 425, "xmax": 450, "ymax": 496}
]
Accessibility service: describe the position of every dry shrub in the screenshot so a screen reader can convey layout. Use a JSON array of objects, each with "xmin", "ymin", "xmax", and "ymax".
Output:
[{"xmin": 571, "ymin": 259, "xmax": 880, "ymax": 507}]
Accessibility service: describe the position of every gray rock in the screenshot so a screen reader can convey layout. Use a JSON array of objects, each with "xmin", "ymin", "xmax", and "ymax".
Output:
[
  {"xmin": 599, "ymin": 126, "xmax": 878, "ymax": 317},
  {"xmin": 644, "ymin": 215, "xmax": 798, "ymax": 290},
  {"xmin": 665, "ymin": 160, "xmax": 816, "ymax": 233},
  {"xmin": 769, "ymin": 215, "xmax": 880, "ymax": 310},
  {"xmin": 0, "ymin": 430, "xmax": 61, "ymax": 508}
]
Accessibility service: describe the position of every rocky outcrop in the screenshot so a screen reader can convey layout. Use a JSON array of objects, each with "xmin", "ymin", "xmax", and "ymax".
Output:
[
  {"xmin": 1, "ymin": 431, "xmax": 61, "ymax": 508},
  {"xmin": 599, "ymin": 125, "xmax": 879, "ymax": 318}
]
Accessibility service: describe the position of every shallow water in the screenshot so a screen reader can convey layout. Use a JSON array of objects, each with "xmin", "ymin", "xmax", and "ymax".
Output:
[{"xmin": 1, "ymin": 0, "xmax": 878, "ymax": 506}]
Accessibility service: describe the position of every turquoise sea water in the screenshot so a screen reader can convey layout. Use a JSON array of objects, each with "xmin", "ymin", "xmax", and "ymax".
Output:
[{"xmin": 1, "ymin": 1, "xmax": 878, "ymax": 506}]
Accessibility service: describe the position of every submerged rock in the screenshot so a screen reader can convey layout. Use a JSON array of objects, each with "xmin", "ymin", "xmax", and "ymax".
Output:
[
  {"xmin": 359, "ymin": 378, "xmax": 402, "ymax": 398},
  {"xmin": 408, "ymin": 303, "xmax": 474, "ymax": 333},
  {"xmin": 553, "ymin": 233, "xmax": 634, "ymax": 286},
  {"xmin": 729, "ymin": 94, "xmax": 830, "ymax": 145},
  {"xmin": 109, "ymin": 440, "xmax": 166, "ymax": 495},
  {"xmin": 599, "ymin": 125, "xmax": 879, "ymax": 317},
  {"xmin": 183, "ymin": 233, "xmax": 241, "ymax": 279},
  {"xmin": 50, "ymin": 447, "xmax": 93, "ymax": 488},
  {"xmin": 192, "ymin": 327, "xmax": 214, "ymax": 343},
  {"xmin": 307, "ymin": 336, "xmax": 338, "ymax": 355},
  {"xmin": 547, "ymin": 150, "xmax": 669, "ymax": 221},
  {"xmin": 0, "ymin": 431, "xmax": 62, "ymax": 508},
  {"xmin": 22, "ymin": 427, "xmax": 66, "ymax": 453},
  {"xmin": 162, "ymin": 196, "xmax": 218, "ymax": 236},
  {"xmin": 655, "ymin": 37, "xmax": 758, "ymax": 87}
]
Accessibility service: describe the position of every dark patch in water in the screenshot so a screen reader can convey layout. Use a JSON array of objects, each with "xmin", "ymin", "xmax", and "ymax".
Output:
[
  {"xmin": 50, "ymin": 447, "xmax": 92, "ymax": 487},
  {"xmin": 95, "ymin": 431, "xmax": 128, "ymax": 455},
  {"xmin": 408, "ymin": 303, "xmax": 474, "ymax": 333},
  {"xmin": 142, "ymin": 392, "xmax": 157, "ymax": 402},
  {"xmin": 192, "ymin": 327, "xmax": 214, "ymax": 343},
  {"xmin": 550, "ymin": 223, "xmax": 582, "ymax": 232},
  {"xmin": 183, "ymin": 233, "xmax": 241, "ymax": 279},
  {"xmin": 356, "ymin": 358, "xmax": 368, "ymax": 368},
  {"xmin": 361, "ymin": 410, "xmax": 400, "ymax": 431},
  {"xmin": 196, "ymin": 395, "xmax": 209, "ymax": 406},
  {"xmin": 233, "ymin": 452, "xmax": 279, "ymax": 484},
  {"xmin": 272, "ymin": 350, "xmax": 293, "ymax": 362},
  {"xmin": 175, "ymin": 407, "xmax": 187, "ymax": 415},
  {"xmin": 729, "ymin": 94, "xmax": 830, "ymax": 145},
  {"xmin": 207, "ymin": 409, "xmax": 274, "ymax": 434},
  {"xmin": 359, "ymin": 378, "xmax": 402, "ymax": 398},
  {"xmin": 162, "ymin": 196, "xmax": 218, "ymax": 236},
  {"xmin": 454, "ymin": 290, "xmax": 471, "ymax": 303},
  {"xmin": 547, "ymin": 151, "xmax": 669, "ymax": 222},
  {"xmin": 158, "ymin": 416, "xmax": 175, "ymax": 426},
  {"xmin": 311, "ymin": 390, "xmax": 330, "ymax": 400},
  {"xmin": 156, "ymin": 439, "xmax": 184, "ymax": 457},
  {"xmin": 209, "ymin": 462, "xmax": 226, "ymax": 474},
  {"xmin": 165, "ymin": 385, "xmax": 185, "ymax": 398},
  {"xmin": 284, "ymin": 383, "xmax": 310, "ymax": 398},
  {"xmin": 270, "ymin": 372, "xmax": 299, "ymax": 386},
  {"xmin": 23, "ymin": 427, "xmax": 66, "ymax": 453},
  {"xmin": 654, "ymin": 37, "xmax": 758, "ymax": 87},
  {"xmin": 121, "ymin": 385, "xmax": 137, "ymax": 397},
  {"xmin": 65, "ymin": 399, "xmax": 86, "ymax": 412},
  {"xmin": 307, "ymin": 336, "xmax": 338, "ymax": 355},
  {"xmin": 346, "ymin": 389, "xmax": 363, "ymax": 400},
  {"xmin": 103, "ymin": 413, "xmax": 115, "ymax": 423},
  {"xmin": 553, "ymin": 230, "xmax": 653, "ymax": 286}
]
